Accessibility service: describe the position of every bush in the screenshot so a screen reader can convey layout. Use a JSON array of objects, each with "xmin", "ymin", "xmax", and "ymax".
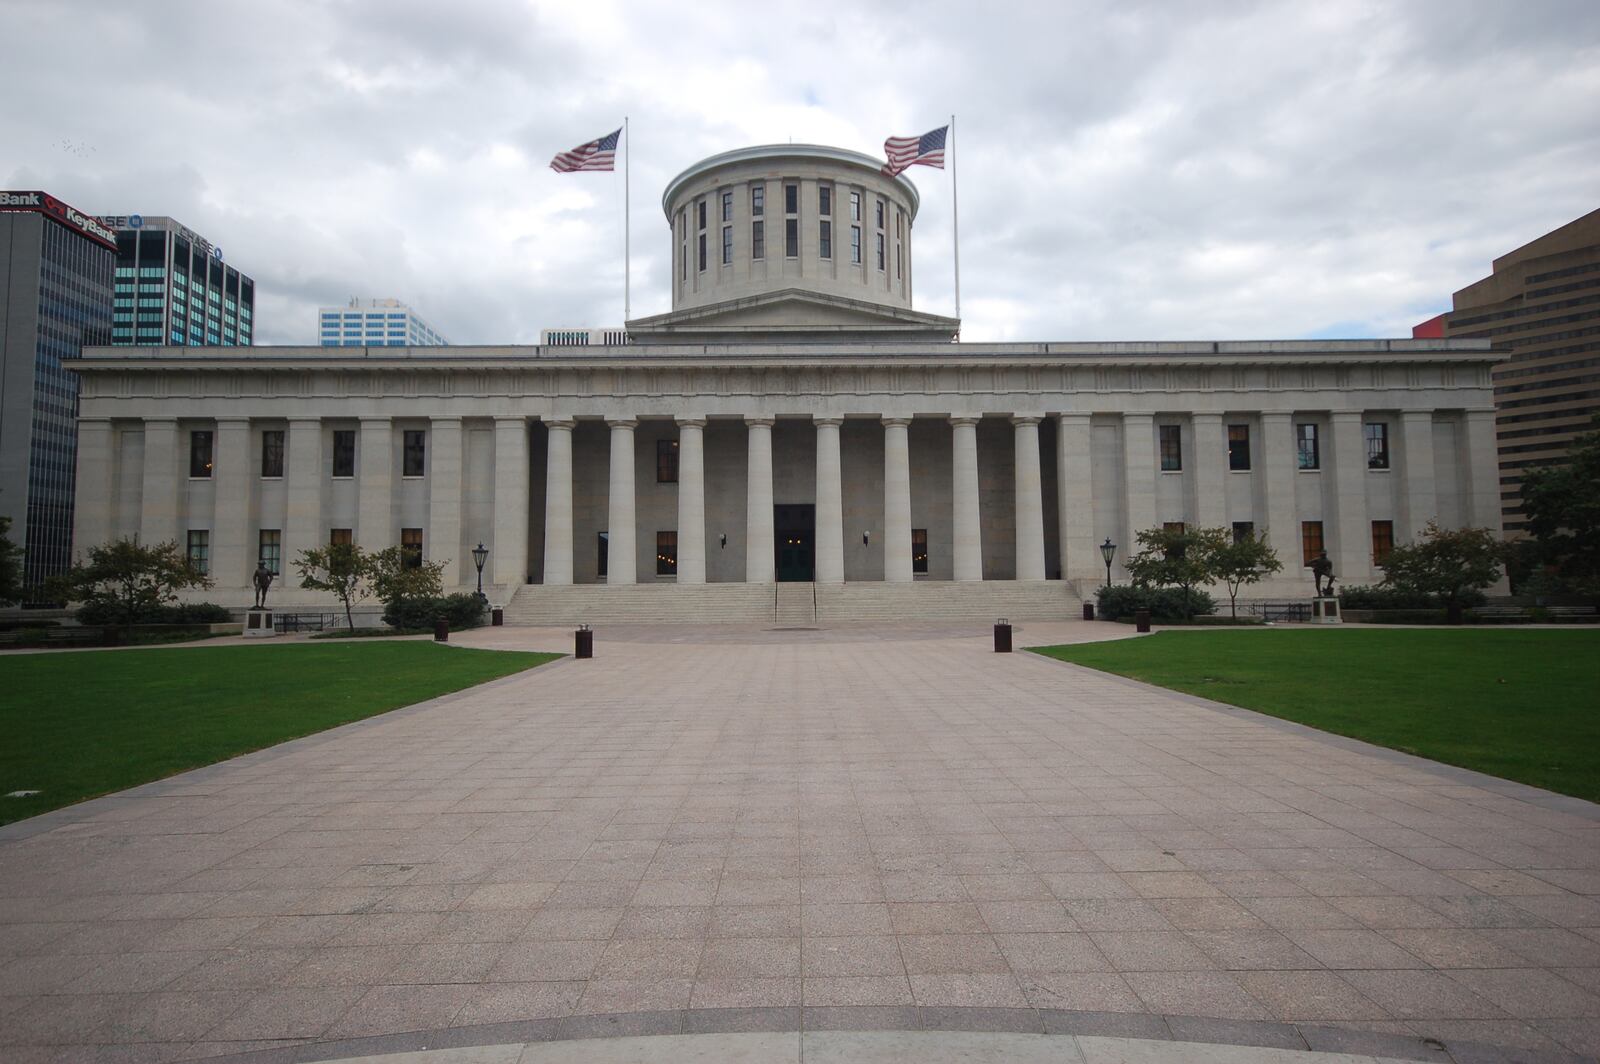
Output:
[
  {"xmin": 381, "ymin": 594, "xmax": 486, "ymax": 631},
  {"xmin": 1339, "ymin": 584, "xmax": 1486, "ymax": 610},
  {"xmin": 75, "ymin": 600, "xmax": 233, "ymax": 625},
  {"xmin": 1096, "ymin": 585, "xmax": 1215, "ymax": 622}
]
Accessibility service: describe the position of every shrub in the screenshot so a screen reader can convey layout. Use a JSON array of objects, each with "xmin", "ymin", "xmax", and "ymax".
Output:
[
  {"xmin": 76, "ymin": 600, "xmax": 233, "ymax": 625},
  {"xmin": 1339, "ymin": 584, "xmax": 1486, "ymax": 610},
  {"xmin": 1096, "ymin": 584, "xmax": 1215, "ymax": 622},
  {"xmin": 382, "ymin": 594, "xmax": 486, "ymax": 631}
]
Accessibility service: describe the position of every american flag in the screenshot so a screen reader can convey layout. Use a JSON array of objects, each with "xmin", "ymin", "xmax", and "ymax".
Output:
[
  {"xmin": 882, "ymin": 125, "xmax": 948, "ymax": 176},
  {"xmin": 550, "ymin": 127, "xmax": 621, "ymax": 173}
]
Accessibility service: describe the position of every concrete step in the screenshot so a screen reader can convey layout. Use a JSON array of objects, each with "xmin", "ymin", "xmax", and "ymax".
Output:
[{"xmin": 773, "ymin": 583, "xmax": 816, "ymax": 627}]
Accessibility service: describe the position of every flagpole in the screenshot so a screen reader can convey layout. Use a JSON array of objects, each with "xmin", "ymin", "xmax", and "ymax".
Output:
[
  {"xmin": 949, "ymin": 114, "xmax": 961, "ymax": 330},
  {"xmin": 624, "ymin": 116, "xmax": 631, "ymax": 324}
]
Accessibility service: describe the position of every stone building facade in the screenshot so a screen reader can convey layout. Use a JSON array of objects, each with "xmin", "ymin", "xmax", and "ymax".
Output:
[{"xmin": 67, "ymin": 146, "xmax": 1503, "ymax": 622}]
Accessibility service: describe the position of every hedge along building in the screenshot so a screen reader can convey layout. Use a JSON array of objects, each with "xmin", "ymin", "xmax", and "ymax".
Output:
[{"xmin": 67, "ymin": 144, "xmax": 1503, "ymax": 624}]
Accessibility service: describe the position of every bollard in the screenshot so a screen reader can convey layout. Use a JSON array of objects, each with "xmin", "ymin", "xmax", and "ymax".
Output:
[
  {"xmin": 491, "ymin": 607, "xmax": 504, "ymax": 627},
  {"xmin": 993, "ymin": 619, "xmax": 1012, "ymax": 653},
  {"xmin": 1135, "ymin": 609, "xmax": 1151, "ymax": 633},
  {"xmin": 575, "ymin": 624, "xmax": 593, "ymax": 659},
  {"xmin": 1082, "ymin": 602, "xmax": 1095, "ymax": 622},
  {"xmin": 434, "ymin": 619, "xmax": 449, "ymax": 642}
]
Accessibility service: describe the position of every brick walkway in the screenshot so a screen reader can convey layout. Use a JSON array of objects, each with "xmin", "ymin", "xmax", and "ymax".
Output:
[{"xmin": 1, "ymin": 624, "xmax": 1598, "ymax": 1063}]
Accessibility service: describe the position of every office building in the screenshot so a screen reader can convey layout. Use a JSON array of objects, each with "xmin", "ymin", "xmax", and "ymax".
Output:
[
  {"xmin": 540, "ymin": 327, "xmax": 627, "ymax": 346},
  {"xmin": 100, "ymin": 215, "xmax": 254, "ymax": 347},
  {"xmin": 0, "ymin": 191, "xmax": 114, "ymax": 590},
  {"xmin": 70, "ymin": 145, "xmax": 1502, "ymax": 622},
  {"xmin": 318, "ymin": 298, "xmax": 449, "ymax": 347}
]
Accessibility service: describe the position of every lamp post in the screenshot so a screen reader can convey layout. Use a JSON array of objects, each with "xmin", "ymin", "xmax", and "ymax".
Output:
[
  {"xmin": 1100, "ymin": 537, "xmax": 1117, "ymax": 588},
  {"xmin": 471, "ymin": 542, "xmax": 488, "ymax": 602}
]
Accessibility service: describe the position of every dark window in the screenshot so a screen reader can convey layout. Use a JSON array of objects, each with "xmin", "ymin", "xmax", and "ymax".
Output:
[
  {"xmin": 850, "ymin": 191, "xmax": 861, "ymax": 220},
  {"xmin": 751, "ymin": 220, "xmax": 765, "ymax": 260},
  {"xmin": 657, "ymin": 438, "xmax": 679, "ymax": 483},
  {"xmin": 189, "ymin": 430, "xmax": 214, "ymax": 478},
  {"xmin": 258, "ymin": 529, "xmax": 281, "ymax": 574},
  {"xmin": 1301, "ymin": 521, "xmax": 1324, "ymax": 565},
  {"xmin": 261, "ymin": 430, "xmax": 285, "ymax": 477},
  {"xmin": 1365, "ymin": 422, "xmax": 1390, "ymax": 469},
  {"xmin": 876, "ymin": 199, "xmax": 885, "ymax": 228},
  {"xmin": 819, "ymin": 220, "xmax": 832, "ymax": 259},
  {"xmin": 722, "ymin": 225, "xmax": 732, "ymax": 265},
  {"xmin": 1158, "ymin": 425, "xmax": 1182, "ymax": 471},
  {"xmin": 330, "ymin": 528, "xmax": 353, "ymax": 546},
  {"xmin": 876, "ymin": 232, "xmax": 885, "ymax": 270},
  {"xmin": 1227, "ymin": 424, "xmax": 1250, "ymax": 471},
  {"xmin": 912, "ymin": 528, "xmax": 928, "ymax": 574},
  {"xmin": 332, "ymin": 430, "xmax": 356, "ymax": 477},
  {"xmin": 1296, "ymin": 423, "xmax": 1320, "ymax": 470},
  {"xmin": 697, "ymin": 233, "xmax": 706, "ymax": 272},
  {"xmin": 819, "ymin": 186, "xmax": 831, "ymax": 216},
  {"xmin": 1163, "ymin": 521, "xmax": 1186, "ymax": 534},
  {"xmin": 696, "ymin": 199, "xmax": 706, "ymax": 229},
  {"xmin": 186, "ymin": 530, "xmax": 210, "ymax": 574},
  {"xmin": 597, "ymin": 532, "xmax": 608, "ymax": 579},
  {"xmin": 1232, "ymin": 521, "xmax": 1254, "ymax": 545},
  {"xmin": 751, "ymin": 186, "xmax": 764, "ymax": 216},
  {"xmin": 1372, "ymin": 520, "xmax": 1394, "ymax": 564},
  {"xmin": 656, "ymin": 531, "xmax": 677, "ymax": 575},
  {"xmin": 403, "ymin": 429, "xmax": 426, "ymax": 477},
  {"xmin": 851, "ymin": 226, "xmax": 862, "ymax": 264},
  {"xmin": 401, "ymin": 528, "xmax": 423, "ymax": 568},
  {"xmin": 785, "ymin": 218, "xmax": 798, "ymax": 257},
  {"xmin": 678, "ymin": 209, "xmax": 687, "ymax": 279},
  {"xmin": 721, "ymin": 190, "xmax": 732, "ymax": 222},
  {"xmin": 784, "ymin": 183, "xmax": 798, "ymax": 214}
]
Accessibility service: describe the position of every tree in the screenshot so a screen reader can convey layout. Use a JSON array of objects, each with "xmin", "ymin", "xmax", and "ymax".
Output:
[
  {"xmin": 295, "ymin": 542, "xmax": 373, "ymax": 631},
  {"xmin": 1379, "ymin": 520, "xmax": 1503, "ymax": 623},
  {"xmin": 1518, "ymin": 417, "xmax": 1600, "ymax": 596},
  {"xmin": 1124, "ymin": 525, "xmax": 1228, "ymax": 619},
  {"xmin": 367, "ymin": 545, "xmax": 446, "ymax": 609},
  {"xmin": 48, "ymin": 537, "xmax": 211, "ymax": 634},
  {"xmin": 0, "ymin": 515, "xmax": 22, "ymax": 607},
  {"xmin": 1211, "ymin": 530, "xmax": 1284, "ymax": 619}
]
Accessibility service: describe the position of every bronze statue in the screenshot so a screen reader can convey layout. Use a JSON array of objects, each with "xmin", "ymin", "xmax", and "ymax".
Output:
[
  {"xmin": 1310, "ymin": 551, "xmax": 1336, "ymax": 598},
  {"xmin": 252, "ymin": 562, "xmax": 274, "ymax": 608}
]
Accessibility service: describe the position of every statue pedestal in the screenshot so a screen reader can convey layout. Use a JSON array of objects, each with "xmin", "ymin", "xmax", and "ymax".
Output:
[
  {"xmin": 244, "ymin": 608, "xmax": 278, "ymax": 638},
  {"xmin": 1311, "ymin": 597, "xmax": 1341, "ymax": 624}
]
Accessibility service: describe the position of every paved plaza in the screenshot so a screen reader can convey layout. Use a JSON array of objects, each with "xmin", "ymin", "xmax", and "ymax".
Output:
[{"xmin": 2, "ymin": 622, "xmax": 1599, "ymax": 1064}]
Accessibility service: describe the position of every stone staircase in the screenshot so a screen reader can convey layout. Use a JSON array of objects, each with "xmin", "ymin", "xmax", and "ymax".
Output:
[
  {"xmin": 500, "ymin": 580, "xmax": 1080, "ymax": 626},
  {"xmin": 773, "ymin": 583, "xmax": 817, "ymax": 627}
]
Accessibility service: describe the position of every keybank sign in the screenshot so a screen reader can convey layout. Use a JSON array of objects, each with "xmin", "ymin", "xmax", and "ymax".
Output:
[{"xmin": 0, "ymin": 190, "xmax": 118, "ymax": 250}]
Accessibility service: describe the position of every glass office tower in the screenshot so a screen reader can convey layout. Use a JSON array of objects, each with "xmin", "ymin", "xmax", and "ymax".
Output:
[
  {"xmin": 318, "ymin": 298, "xmax": 449, "ymax": 346},
  {"xmin": 102, "ymin": 216, "xmax": 254, "ymax": 347}
]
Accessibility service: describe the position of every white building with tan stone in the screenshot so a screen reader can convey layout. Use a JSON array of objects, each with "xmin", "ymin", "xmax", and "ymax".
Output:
[{"xmin": 68, "ymin": 145, "xmax": 1503, "ymax": 623}]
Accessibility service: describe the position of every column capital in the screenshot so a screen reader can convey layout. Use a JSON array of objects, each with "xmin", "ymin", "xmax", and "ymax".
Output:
[
  {"xmin": 1259, "ymin": 411, "xmax": 1294, "ymax": 422},
  {"xmin": 744, "ymin": 415, "xmax": 775, "ymax": 428},
  {"xmin": 880, "ymin": 416, "xmax": 912, "ymax": 428},
  {"xmin": 1010, "ymin": 414, "xmax": 1043, "ymax": 427},
  {"xmin": 359, "ymin": 414, "xmax": 393, "ymax": 424},
  {"xmin": 288, "ymin": 415, "xmax": 323, "ymax": 424},
  {"xmin": 429, "ymin": 415, "xmax": 464, "ymax": 426},
  {"xmin": 214, "ymin": 416, "xmax": 251, "ymax": 425},
  {"xmin": 1121, "ymin": 411, "xmax": 1155, "ymax": 422},
  {"xmin": 1191, "ymin": 411, "xmax": 1223, "ymax": 423},
  {"xmin": 493, "ymin": 414, "xmax": 529, "ymax": 426},
  {"xmin": 948, "ymin": 416, "xmax": 981, "ymax": 428},
  {"xmin": 143, "ymin": 416, "xmax": 179, "ymax": 425},
  {"xmin": 606, "ymin": 418, "xmax": 638, "ymax": 430},
  {"xmin": 542, "ymin": 418, "xmax": 576, "ymax": 431},
  {"xmin": 675, "ymin": 416, "xmax": 708, "ymax": 428},
  {"xmin": 1400, "ymin": 409, "xmax": 1435, "ymax": 422},
  {"xmin": 1329, "ymin": 410, "xmax": 1363, "ymax": 424},
  {"xmin": 813, "ymin": 416, "xmax": 844, "ymax": 428},
  {"xmin": 1054, "ymin": 411, "xmax": 1090, "ymax": 424}
]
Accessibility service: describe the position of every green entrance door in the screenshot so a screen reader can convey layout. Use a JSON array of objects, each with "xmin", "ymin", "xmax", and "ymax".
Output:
[{"xmin": 774, "ymin": 504, "xmax": 815, "ymax": 582}]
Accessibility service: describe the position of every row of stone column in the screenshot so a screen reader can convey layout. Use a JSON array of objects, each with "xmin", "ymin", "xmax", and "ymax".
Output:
[{"xmin": 537, "ymin": 414, "xmax": 1051, "ymax": 586}]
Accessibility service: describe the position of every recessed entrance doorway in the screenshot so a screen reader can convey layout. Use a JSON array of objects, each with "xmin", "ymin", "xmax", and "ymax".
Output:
[{"xmin": 774, "ymin": 503, "xmax": 815, "ymax": 582}]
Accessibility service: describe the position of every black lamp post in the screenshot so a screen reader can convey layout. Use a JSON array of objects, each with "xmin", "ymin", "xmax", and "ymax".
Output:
[
  {"xmin": 1100, "ymin": 537, "xmax": 1117, "ymax": 587},
  {"xmin": 471, "ymin": 542, "xmax": 489, "ymax": 602}
]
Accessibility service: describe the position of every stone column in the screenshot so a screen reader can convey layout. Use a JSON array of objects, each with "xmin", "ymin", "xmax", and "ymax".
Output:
[
  {"xmin": 814, "ymin": 417, "xmax": 845, "ymax": 583},
  {"xmin": 1055, "ymin": 413, "xmax": 1093, "ymax": 583},
  {"xmin": 676, "ymin": 417, "xmax": 707, "ymax": 584},
  {"xmin": 212, "ymin": 417, "xmax": 252, "ymax": 589},
  {"xmin": 72, "ymin": 418, "xmax": 114, "ymax": 558},
  {"xmin": 745, "ymin": 417, "xmax": 775, "ymax": 584},
  {"xmin": 882, "ymin": 417, "xmax": 913, "ymax": 582},
  {"xmin": 950, "ymin": 417, "xmax": 983, "ymax": 581},
  {"xmin": 1192, "ymin": 412, "xmax": 1227, "ymax": 530},
  {"xmin": 285, "ymin": 417, "xmax": 323, "ymax": 566},
  {"xmin": 1398, "ymin": 410, "xmax": 1437, "ymax": 542},
  {"xmin": 428, "ymin": 417, "xmax": 464, "ymax": 585},
  {"xmin": 357, "ymin": 416, "xmax": 393, "ymax": 550},
  {"xmin": 542, "ymin": 418, "xmax": 574, "ymax": 585},
  {"xmin": 1013, "ymin": 415, "xmax": 1046, "ymax": 581},
  {"xmin": 1463, "ymin": 408, "xmax": 1502, "ymax": 533},
  {"xmin": 1121, "ymin": 413, "xmax": 1156, "ymax": 557},
  {"xmin": 1259, "ymin": 413, "xmax": 1298, "ymax": 563},
  {"xmin": 493, "ymin": 416, "xmax": 530, "ymax": 588},
  {"xmin": 606, "ymin": 418, "xmax": 638, "ymax": 584},
  {"xmin": 139, "ymin": 417, "xmax": 180, "ymax": 545},
  {"xmin": 1330, "ymin": 411, "xmax": 1370, "ymax": 583}
]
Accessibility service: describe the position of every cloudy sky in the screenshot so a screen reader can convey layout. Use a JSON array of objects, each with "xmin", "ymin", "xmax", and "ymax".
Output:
[{"xmin": 4, "ymin": 0, "xmax": 1597, "ymax": 345}]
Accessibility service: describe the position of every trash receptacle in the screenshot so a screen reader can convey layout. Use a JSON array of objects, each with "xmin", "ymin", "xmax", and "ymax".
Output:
[
  {"xmin": 434, "ymin": 619, "xmax": 449, "ymax": 642},
  {"xmin": 1082, "ymin": 602, "xmax": 1095, "ymax": 621},
  {"xmin": 1135, "ymin": 609, "xmax": 1151, "ymax": 633},
  {"xmin": 491, "ymin": 607, "xmax": 504, "ymax": 626},
  {"xmin": 575, "ymin": 624, "xmax": 593, "ymax": 659},
  {"xmin": 993, "ymin": 619, "xmax": 1012, "ymax": 653}
]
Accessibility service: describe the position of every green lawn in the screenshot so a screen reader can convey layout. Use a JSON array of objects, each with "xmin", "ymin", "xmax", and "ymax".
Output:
[
  {"xmin": 0, "ymin": 642, "xmax": 560, "ymax": 826},
  {"xmin": 1031, "ymin": 629, "xmax": 1600, "ymax": 802}
]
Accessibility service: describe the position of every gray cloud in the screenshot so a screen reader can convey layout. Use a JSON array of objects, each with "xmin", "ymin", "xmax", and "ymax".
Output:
[{"xmin": 4, "ymin": 0, "xmax": 1597, "ymax": 345}]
